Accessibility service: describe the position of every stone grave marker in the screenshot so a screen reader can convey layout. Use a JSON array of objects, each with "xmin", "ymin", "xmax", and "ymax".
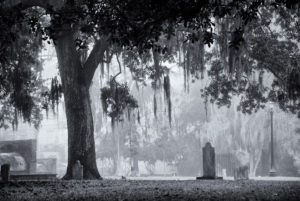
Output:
[
  {"xmin": 72, "ymin": 160, "xmax": 83, "ymax": 180},
  {"xmin": 1, "ymin": 164, "xmax": 10, "ymax": 182},
  {"xmin": 197, "ymin": 142, "xmax": 221, "ymax": 180},
  {"xmin": 202, "ymin": 142, "xmax": 216, "ymax": 179},
  {"xmin": 222, "ymin": 168, "xmax": 227, "ymax": 178},
  {"xmin": 234, "ymin": 165, "xmax": 249, "ymax": 180}
]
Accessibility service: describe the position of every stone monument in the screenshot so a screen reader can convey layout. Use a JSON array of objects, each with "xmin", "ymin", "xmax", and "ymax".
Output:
[
  {"xmin": 234, "ymin": 165, "xmax": 249, "ymax": 180},
  {"xmin": 202, "ymin": 142, "xmax": 216, "ymax": 178},
  {"xmin": 1, "ymin": 164, "xmax": 10, "ymax": 182},
  {"xmin": 197, "ymin": 142, "xmax": 221, "ymax": 180}
]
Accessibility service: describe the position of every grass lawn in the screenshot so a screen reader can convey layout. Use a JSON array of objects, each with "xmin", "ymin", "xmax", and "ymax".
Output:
[{"xmin": 0, "ymin": 179, "xmax": 299, "ymax": 201}]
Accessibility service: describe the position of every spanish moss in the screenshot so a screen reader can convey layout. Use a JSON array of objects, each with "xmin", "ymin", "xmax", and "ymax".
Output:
[{"xmin": 163, "ymin": 74, "xmax": 172, "ymax": 126}]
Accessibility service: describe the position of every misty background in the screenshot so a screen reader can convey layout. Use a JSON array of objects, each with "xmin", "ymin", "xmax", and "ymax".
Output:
[{"xmin": 0, "ymin": 38, "xmax": 299, "ymax": 179}]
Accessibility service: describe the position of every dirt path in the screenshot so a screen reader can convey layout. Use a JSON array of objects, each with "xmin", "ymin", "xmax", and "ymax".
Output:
[{"xmin": 0, "ymin": 180, "xmax": 299, "ymax": 201}]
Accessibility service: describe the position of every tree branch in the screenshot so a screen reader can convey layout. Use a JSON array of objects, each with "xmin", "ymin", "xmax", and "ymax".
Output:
[
  {"xmin": 112, "ymin": 53, "xmax": 122, "ymax": 81},
  {"xmin": 83, "ymin": 36, "xmax": 109, "ymax": 86},
  {"xmin": 1, "ymin": 0, "xmax": 63, "ymax": 9},
  {"xmin": 263, "ymin": 64, "xmax": 286, "ymax": 86}
]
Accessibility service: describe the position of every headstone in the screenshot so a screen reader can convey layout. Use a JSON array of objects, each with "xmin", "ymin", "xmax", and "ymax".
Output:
[
  {"xmin": 222, "ymin": 168, "xmax": 227, "ymax": 178},
  {"xmin": 202, "ymin": 142, "xmax": 216, "ymax": 179},
  {"xmin": 234, "ymin": 165, "xmax": 249, "ymax": 180},
  {"xmin": 1, "ymin": 164, "xmax": 10, "ymax": 182},
  {"xmin": 72, "ymin": 160, "xmax": 83, "ymax": 180}
]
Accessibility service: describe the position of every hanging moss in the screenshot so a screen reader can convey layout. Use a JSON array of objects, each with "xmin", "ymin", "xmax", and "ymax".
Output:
[
  {"xmin": 167, "ymin": 98, "xmax": 172, "ymax": 126},
  {"xmin": 41, "ymin": 90, "xmax": 50, "ymax": 118},
  {"xmin": 12, "ymin": 108, "xmax": 18, "ymax": 131},
  {"xmin": 127, "ymin": 108, "xmax": 131, "ymax": 121},
  {"xmin": 150, "ymin": 47, "xmax": 167, "ymax": 120},
  {"xmin": 137, "ymin": 110, "xmax": 141, "ymax": 124},
  {"xmin": 163, "ymin": 75, "xmax": 171, "ymax": 100},
  {"xmin": 153, "ymin": 94, "xmax": 157, "ymax": 119},
  {"xmin": 228, "ymin": 28, "xmax": 245, "ymax": 74},
  {"xmin": 258, "ymin": 70, "xmax": 264, "ymax": 92},
  {"xmin": 163, "ymin": 74, "xmax": 172, "ymax": 126},
  {"xmin": 218, "ymin": 18, "xmax": 229, "ymax": 72},
  {"xmin": 101, "ymin": 78, "xmax": 138, "ymax": 130},
  {"xmin": 10, "ymin": 61, "xmax": 35, "ymax": 123},
  {"xmin": 183, "ymin": 42, "xmax": 187, "ymax": 92},
  {"xmin": 199, "ymin": 41, "xmax": 205, "ymax": 79},
  {"xmin": 186, "ymin": 44, "xmax": 191, "ymax": 93},
  {"xmin": 177, "ymin": 31, "xmax": 182, "ymax": 65},
  {"xmin": 50, "ymin": 76, "xmax": 62, "ymax": 112},
  {"xmin": 38, "ymin": 76, "xmax": 63, "ymax": 118}
]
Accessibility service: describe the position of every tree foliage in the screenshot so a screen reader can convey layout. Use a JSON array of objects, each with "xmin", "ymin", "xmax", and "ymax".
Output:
[
  {"xmin": 1, "ymin": 0, "xmax": 299, "ymax": 128},
  {"xmin": 203, "ymin": 4, "xmax": 300, "ymax": 116},
  {"xmin": 101, "ymin": 78, "xmax": 138, "ymax": 126},
  {"xmin": 0, "ymin": 8, "xmax": 44, "ymax": 129}
]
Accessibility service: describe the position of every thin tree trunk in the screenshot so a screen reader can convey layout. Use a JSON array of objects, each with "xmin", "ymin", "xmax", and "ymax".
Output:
[
  {"xmin": 111, "ymin": 118, "xmax": 118, "ymax": 175},
  {"xmin": 55, "ymin": 29, "xmax": 101, "ymax": 179},
  {"xmin": 252, "ymin": 149, "xmax": 262, "ymax": 177}
]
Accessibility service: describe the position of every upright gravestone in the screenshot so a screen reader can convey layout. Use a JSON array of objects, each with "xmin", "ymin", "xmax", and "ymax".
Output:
[
  {"xmin": 202, "ymin": 142, "xmax": 216, "ymax": 179},
  {"xmin": 72, "ymin": 160, "xmax": 83, "ymax": 180},
  {"xmin": 234, "ymin": 165, "xmax": 249, "ymax": 180},
  {"xmin": 1, "ymin": 164, "xmax": 10, "ymax": 183}
]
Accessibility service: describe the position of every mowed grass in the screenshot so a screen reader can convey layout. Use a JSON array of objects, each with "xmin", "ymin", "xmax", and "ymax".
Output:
[{"xmin": 0, "ymin": 179, "xmax": 299, "ymax": 201}]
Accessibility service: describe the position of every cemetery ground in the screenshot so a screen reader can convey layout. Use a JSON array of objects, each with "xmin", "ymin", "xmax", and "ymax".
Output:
[{"xmin": 0, "ymin": 179, "xmax": 300, "ymax": 201}]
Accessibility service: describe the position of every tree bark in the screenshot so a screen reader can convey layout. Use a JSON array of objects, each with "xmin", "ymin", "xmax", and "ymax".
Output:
[{"xmin": 55, "ymin": 29, "xmax": 101, "ymax": 179}]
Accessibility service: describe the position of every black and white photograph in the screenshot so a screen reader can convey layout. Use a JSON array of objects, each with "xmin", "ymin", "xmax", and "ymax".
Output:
[{"xmin": 0, "ymin": 0, "xmax": 300, "ymax": 200}]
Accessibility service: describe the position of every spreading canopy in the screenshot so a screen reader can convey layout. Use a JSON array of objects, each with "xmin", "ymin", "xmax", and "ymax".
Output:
[{"xmin": 0, "ymin": 0, "xmax": 299, "ymax": 129}]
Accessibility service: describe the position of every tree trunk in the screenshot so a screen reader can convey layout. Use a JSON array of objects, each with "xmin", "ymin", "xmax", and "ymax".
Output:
[
  {"xmin": 55, "ymin": 29, "xmax": 101, "ymax": 179},
  {"xmin": 111, "ymin": 118, "xmax": 119, "ymax": 175}
]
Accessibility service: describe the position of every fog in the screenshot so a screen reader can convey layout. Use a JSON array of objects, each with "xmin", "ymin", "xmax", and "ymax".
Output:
[{"xmin": 0, "ymin": 43, "xmax": 299, "ymax": 179}]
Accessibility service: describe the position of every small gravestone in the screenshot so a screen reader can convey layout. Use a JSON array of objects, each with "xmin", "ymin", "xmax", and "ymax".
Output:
[
  {"xmin": 1, "ymin": 164, "xmax": 10, "ymax": 182},
  {"xmin": 222, "ymin": 169, "xmax": 227, "ymax": 178},
  {"xmin": 72, "ymin": 160, "xmax": 83, "ymax": 180},
  {"xmin": 234, "ymin": 165, "xmax": 249, "ymax": 180}
]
